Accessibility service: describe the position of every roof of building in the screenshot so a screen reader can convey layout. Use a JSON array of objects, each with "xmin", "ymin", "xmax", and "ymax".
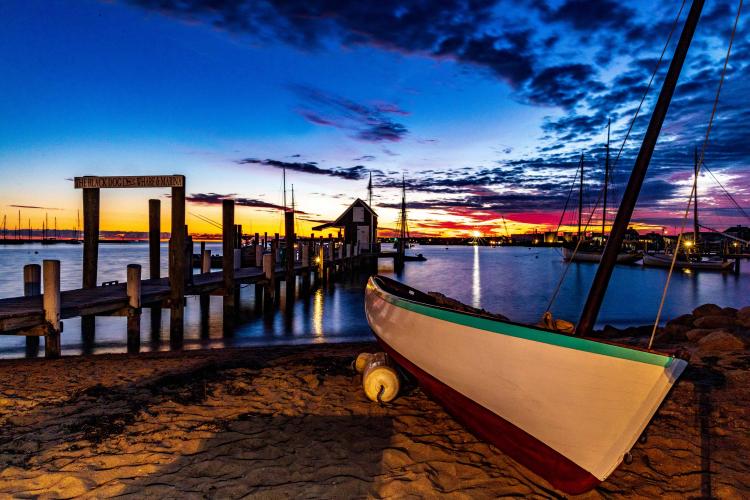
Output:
[{"xmin": 312, "ymin": 198, "xmax": 377, "ymax": 231}]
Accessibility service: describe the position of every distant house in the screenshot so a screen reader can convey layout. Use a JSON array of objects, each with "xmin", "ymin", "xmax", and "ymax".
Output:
[
  {"xmin": 543, "ymin": 231, "xmax": 558, "ymax": 244},
  {"xmin": 313, "ymin": 198, "xmax": 378, "ymax": 253}
]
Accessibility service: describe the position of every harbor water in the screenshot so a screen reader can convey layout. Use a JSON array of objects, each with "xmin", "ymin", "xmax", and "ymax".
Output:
[{"xmin": 0, "ymin": 243, "xmax": 747, "ymax": 358}]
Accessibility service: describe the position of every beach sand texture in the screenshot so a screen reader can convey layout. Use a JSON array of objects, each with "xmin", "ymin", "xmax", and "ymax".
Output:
[{"xmin": 0, "ymin": 340, "xmax": 747, "ymax": 498}]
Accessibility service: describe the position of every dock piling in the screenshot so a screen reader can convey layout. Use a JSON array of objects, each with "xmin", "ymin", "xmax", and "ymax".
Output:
[
  {"xmin": 23, "ymin": 264, "xmax": 41, "ymax": 356},
  {"xmin": 285, "ymin": 211, "xmax": 296, "ymax": 302},
  {"xmin": 301, "ymin": 241, "xmax": 310, "ymax": 294},
  {"xmin": 201, "ymin": 249, "xmax": 212, "ymax": 274},
  {"xmin": 82, "ymin": 186, "xmax": 100, "ymax": 341},
  {"xmin": 148, "ymin": 199, "xmax": 161, "ymax": 279},
  {"xmin": 222, "ymin": 200, "xmax": 236, "ymax": 322},
  {"xmin": 43, "ymin": 260, "xmax": 61, "ymax": 358},
  {"xmin": 255, "ymin": 243, "xmax": 263, "ymax": 267},
  {"xmin": 263, "ymin": 251, "xmax": 275, "ymax": 311},
  {"xmin": 126, "ymin": 264, "xmax": 141, "ymax": 354},
  {"xmin": 169, "ymin": 178, "xmax": 186, "ymax": 343}
]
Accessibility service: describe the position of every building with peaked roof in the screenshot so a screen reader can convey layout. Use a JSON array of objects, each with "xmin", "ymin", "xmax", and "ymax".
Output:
[{"xmin": 313, "ymin": 198, "xmax": 378, "ymax": 253}]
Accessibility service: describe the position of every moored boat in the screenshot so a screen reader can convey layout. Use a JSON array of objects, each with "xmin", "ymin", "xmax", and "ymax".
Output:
[
  {"xmin": 642, "ymin": 252, "xmax": 734, "ymax": 271},
  {"xmin": 365, "ymin": 275, "xmax": 686, "ymax": 494},
  {"xmin": 562, "ymin": 246, "xmax": 642, "ymax": 264}
]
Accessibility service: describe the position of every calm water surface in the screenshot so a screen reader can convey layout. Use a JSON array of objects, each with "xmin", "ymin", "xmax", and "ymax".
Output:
[{"xmin": 0, "ymin": 243, "xmax": 747, "ymax": 358}]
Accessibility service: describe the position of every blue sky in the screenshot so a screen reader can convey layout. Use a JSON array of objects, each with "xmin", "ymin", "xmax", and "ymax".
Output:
[{"xmin": 0, "ymin": 0, "xmax": 747, "ymax": 236}]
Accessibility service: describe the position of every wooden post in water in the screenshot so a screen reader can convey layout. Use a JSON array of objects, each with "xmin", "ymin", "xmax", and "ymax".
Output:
[
  {"xmin": 285, "ymin": 211, "xmax": 296, "ymax": 301},
  {"xmin": 23, "ymin": 264, "xmax": 41, "ymax": 356},
  {"xmin": 234, "ymin": 248, "xmax": 241, "ymax": 269},
  {"xmin": 263, "ymin": 251, "xmax": 275, "ymax": 312},
  {"xmin": 148, "ymin": 199, "xmax": 162, "ymax": 341},
  {"xmin": 169, "ymin": 178, "xmax": 186, "ymax": 342},
  {"xmin": 126, "ymin": 264, "xmax": 141, "ymax": 354},
  {"xmin": 301, "ymin": 241, "xmax": 310, "ymax": 294},
  {"xmin": 327, "ymin": 234, "xmax": 334, "ymax": 282},
  {"xmin": 82, "ymin": 186, "xmax": 100, "ymax": 339},
  {"xmin": 200, "ymin": 249, "xmax": 211, "ymax": 322},
  {"xmin": 255, "ymin": 241, "xmax": 263, "ymax": 267},
  {"xmin": 43, "ymin": 260, "xmax": 61, "ymax": 358},
  {"xmin": 222, "ymin": 199, "xmax": 236, "ymax": 321},
  {"xmin": 317, "ymin": 242, "xmax": 325, "ymax": 286},
  {"xmin": 185, "ymin": 229, "xmax": 193, "ymax": 285},
  {"xmin": 273, "ymin": 234, "xmax": 281, "ymax": 300},
  {"xmin": 201, "ymin": 249, "xmax": 211, "ymax": 273},
  {"xmin": 149, "ymin": 199, "xmax": 161, "ymax": 279}
]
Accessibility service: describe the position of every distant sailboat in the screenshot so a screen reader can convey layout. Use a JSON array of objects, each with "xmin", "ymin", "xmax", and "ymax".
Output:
[
  {"xmin": 643, "ymin": 147, "xmax": 733, "ymax": 271},
  {"xmin": 562, "ymin": 124, "xmax": 641, "ymax": 264}
]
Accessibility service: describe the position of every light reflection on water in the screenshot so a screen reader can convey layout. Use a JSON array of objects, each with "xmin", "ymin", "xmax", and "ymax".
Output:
[
  {"xmin": 0, "ymin": 243, "xmax": 748, "ymax": 358},
  {"xmin": 472, "ymin": 245, "xmax": 481, "ymax": 308}
]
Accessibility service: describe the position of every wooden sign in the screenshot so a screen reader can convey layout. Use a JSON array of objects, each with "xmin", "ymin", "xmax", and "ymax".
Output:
[{"xmin": 74, "ymin": 175, "xmax": 184, "ymax": 189}]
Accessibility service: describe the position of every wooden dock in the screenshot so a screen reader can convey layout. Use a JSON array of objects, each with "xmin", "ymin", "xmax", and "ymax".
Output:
[
  {"xmin": 0, "ymin": 250, "xmax": 371, "ymax": 354},
  {"xmin": 0, "ymin": 175, "xmax": 412, "ymax": 358}
]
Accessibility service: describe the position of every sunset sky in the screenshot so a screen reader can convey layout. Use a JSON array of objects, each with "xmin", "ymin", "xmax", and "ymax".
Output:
[{"xmin": 1, "ymin": 0, "xmax": 748, "ymax": 238}]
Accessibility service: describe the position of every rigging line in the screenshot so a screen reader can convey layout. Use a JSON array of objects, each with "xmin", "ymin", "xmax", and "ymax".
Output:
[
  {"xmin": 545, "ymin": 0, "xmax": 688, "ymax": 316},
  {"xmin": 554, "ymin": 161, "xmax": 580, "ymax": 235},
  {"xmin": 611, "ymin": 0, "xmax": 688, "ymax": 171},
  {"xmin": 649, "ymin": 0, "xmax": 743, "ymax": 350},
  {"xmin": 545, "ymin": 177, "xmax": 607, "ymax": 313},
  {"xmin": 701, "ymin": 162, "xmax": 750, "ymax": 222},
  {"xmin": 699, "ymin": 224, "xmax": 750, "ymax": 244},
  {"xmin": 189, "ymin": 212, "xmax": 222, "ymax": 229}
]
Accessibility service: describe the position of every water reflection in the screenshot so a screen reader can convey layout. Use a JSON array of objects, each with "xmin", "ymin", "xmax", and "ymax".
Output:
[
  {"xmin": 0, "ymin": 243, "xmax": 748, "ymax": 358},
  {"xmin": 313, "ymin": 288, "xmax": 324, "ymax": 338},
  {"xmin": 472, "ymin": 245, "xmax": 481, "ymax": 308}
]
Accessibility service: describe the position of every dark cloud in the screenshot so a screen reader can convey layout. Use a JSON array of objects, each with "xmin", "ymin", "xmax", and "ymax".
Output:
[
  {"xmin": 290, "ymin": 85, "xmax": 408, "ymax": 142},
  {"xmin": 187, "ymin": 192, "xmax": 306, "ymax": 212},
  {"xmin": 237, "ymin": 157, "xmax": 373, "ymax": 180},
  {"xmin": 9, "ymin": 205, "xmax": 64, "ymax": 210},
  {"xmin": 541, "ymin": 0, "xmax": 636, "ymax": 31}
]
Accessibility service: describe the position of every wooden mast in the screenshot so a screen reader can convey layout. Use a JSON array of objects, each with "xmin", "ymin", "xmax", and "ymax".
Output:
[
  {"xmin": 577, "ymin": 153, "xmax": 584, "ymax": 240},
  {"xmin": 282, "ymin": 164, "xmax": 287, "ymax": 212},
  {"xmin": 693, "ymin": 146, "xmax": 700, "ymax": 246},
  {"xmin": 602, "ymin": 119, "xmax": 610, "ymax": 239},
  {"xmin": 577, "ymin": 0, "xmax": 705, "ymax": 336}
]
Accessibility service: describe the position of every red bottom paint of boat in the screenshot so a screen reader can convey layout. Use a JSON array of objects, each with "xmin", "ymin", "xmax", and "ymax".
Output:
[{"xmin": 374, "ymin": 333, "xmax": 601, "ymax": 495}]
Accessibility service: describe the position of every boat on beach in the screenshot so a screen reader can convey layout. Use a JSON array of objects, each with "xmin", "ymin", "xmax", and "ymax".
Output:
[
  {"xmin": 363, "ymin": 0, "xmax": 715, "ymax": 493},
  {"xmin": 365, "ymin": 275, "xmax": 686, "ymax": 494}
]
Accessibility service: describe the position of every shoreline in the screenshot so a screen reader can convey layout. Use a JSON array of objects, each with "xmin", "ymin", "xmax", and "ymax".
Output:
[{"xmin": 0, "ymin": 321, "xmax": 747, "ymax": 498}]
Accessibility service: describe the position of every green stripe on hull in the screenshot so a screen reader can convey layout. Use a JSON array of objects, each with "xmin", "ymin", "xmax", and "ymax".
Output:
[{"xmin": 373, "ymin": 284, "xmax": 674, "ymax": 368}]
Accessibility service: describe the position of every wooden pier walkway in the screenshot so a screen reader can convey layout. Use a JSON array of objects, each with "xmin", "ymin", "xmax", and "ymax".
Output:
[
  {"xmin": 0, "ymin": 265, "xmax": 310, "ymax": 334},
  {"xmin": 0, "ymin": 175, "xmax": 411, "ymax": 358}
]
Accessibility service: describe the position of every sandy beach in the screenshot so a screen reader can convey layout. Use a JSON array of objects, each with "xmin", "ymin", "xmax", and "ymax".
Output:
[{"xmin": 0, "ymin": 326, "xmax": 747, "ymax": 498}]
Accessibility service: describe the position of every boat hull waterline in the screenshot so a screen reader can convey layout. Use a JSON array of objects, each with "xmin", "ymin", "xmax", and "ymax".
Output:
[
  {"xmin": 642, "ymin": 252, "xmax": 734, "ymax": 271},
  {"xmin": 364, "ymin": 276, "xmax": 687, "ymax": 495},
  {"xmin": 562, "ymin": 246, "xmax": 642, "ymax": 264}
]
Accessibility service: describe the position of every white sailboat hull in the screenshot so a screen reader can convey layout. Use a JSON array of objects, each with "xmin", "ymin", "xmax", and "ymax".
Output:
[{"xmin": 365, "ymin": 276, "xmax": 686, "ymax": 494}]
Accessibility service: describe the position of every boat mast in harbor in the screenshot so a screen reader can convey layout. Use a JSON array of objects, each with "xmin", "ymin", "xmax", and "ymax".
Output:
[
  {"xmin": 577, "ymin": 153, "xmax": 584, "ymax": 240},
  {"xmin": 693, "ymin": 146, "xmax": 700, "ymax": 246},
  {"xmin": 602, "ymin": 119, "xmax": 610, "ymax": 239}
]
